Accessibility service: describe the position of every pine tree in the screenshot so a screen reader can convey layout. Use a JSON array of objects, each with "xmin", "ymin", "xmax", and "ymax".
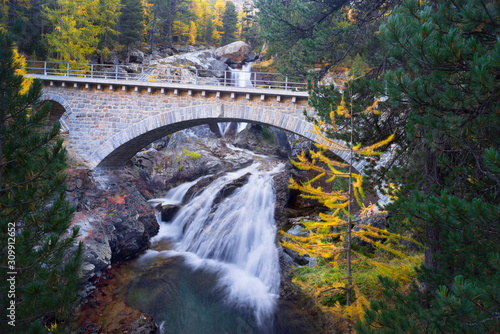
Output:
[
  {"xmin": 0, "ymin": 29, "xmax": 82, "ymax": 333},
  {"xmin": 221, "ymin": 0, "xmax": 237, "ymax": 46},
  {"xmin": 212, "ymin": 0, "xmax": 225, "ymax": 46},
  {"xmin": 357, "ymin": 0, "xmax": 500, "ymax": 331},
  {"xmin": 240, "ymin": 0, "xmax": 261, "ymax": 49},
  {"xmin": 255, "ymin": 0, "xmax": 397, "ymax": 80},
  {"xmin": 120, "ymin": 0, "xmax": 144, "ymax": 61},
  {"xmin": 43, "ymin": 0, "xmax": 99, "ymax": 62},
  {"xmin": 96, "ymin": 0, "xmax": 122, "ymax": 64}
]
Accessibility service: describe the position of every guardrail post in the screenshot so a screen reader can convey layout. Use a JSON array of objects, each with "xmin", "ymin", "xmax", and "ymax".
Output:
[
  {"xmin": 285, "ymin": 76, "xmax": 288, "ymax": 90},
  {"xmin": 43, "ymin": 61, "xmax": 47, "ymax": 75},
  {"xmin": 224, "ymin": 71, "xmax": 227, "ymax": 86},
  {"xmin": 67, "ymin": 63, "xmax": 70, "ymax": 76},
  {"xmin": 167, "ymin": 68, "xmax": 171, "ymax": 83},
  {"xmin": 115, "ymin": 65, "xmax": 118, "ymax": 80},
  {"xmin": 195, "ymin": 69, "xmax": 198, "ymax": 85},
  {"xmin": 90, "ymin": 64, "xmax": 93, "ymax": 78}
]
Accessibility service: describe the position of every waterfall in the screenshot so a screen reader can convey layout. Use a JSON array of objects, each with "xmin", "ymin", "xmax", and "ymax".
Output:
[
  {"xmin": 230, "ymin": 62, "xmax": 254, "ymax": 88},
  {"xmin": 148, "ymin": 174, "xmax": 210, "ymax": 206},
  {"xmin": 150, "ymin": 162, "xmax": 283, "ymax": 330},
  {"xmin": 217, "ymin": 63, "xmax": 254, "ymax": 137}
]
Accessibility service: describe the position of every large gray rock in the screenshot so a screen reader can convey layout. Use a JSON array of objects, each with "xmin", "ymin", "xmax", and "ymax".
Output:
[
  {"xmin": 67, "ymin": 169, "xmax": 159, "ymax": 284},
  {"xmin": 214, "ymin": 41, "xmax": 256, "ymax": 65},
  {"xmin": 148, "ymin": 49, "xmax": 228, "ymax": 84},
  {"xmin": 129, "ymin": 50, "xmax": 145, "ymax": 63}
]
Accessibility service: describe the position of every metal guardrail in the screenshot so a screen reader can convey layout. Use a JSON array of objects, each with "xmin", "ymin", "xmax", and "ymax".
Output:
[{"xmin": 25, "ymin": 61, "xmax": 308, "ymax": 91}]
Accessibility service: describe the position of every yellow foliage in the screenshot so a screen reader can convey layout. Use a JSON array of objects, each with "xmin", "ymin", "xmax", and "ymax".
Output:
[
  {"xmin": 12, "ymin": 47, "xmax": 33, "ymax": 94},
  {"xmin": 282, "ymin": 74, "xmax": 419, "ymax": 329},
  {"xmin": 336, "ymin": 95, "xmax": 351, "ymax": 118},
  {"xmin": 189, "ymin": 21, "xmax": 197, "ymax": 45}
]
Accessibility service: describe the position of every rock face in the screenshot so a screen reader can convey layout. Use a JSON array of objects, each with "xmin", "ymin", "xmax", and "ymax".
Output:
[
  {"xmin": 148, "ymin": 49, "xmax": 228, "ymax": 84},
  {"xmin": 78, "ymin": 264, "xmax": 158, "ymax": 334},
  {"xmin": 66, "ymin": 169, "xmax": 159, "ymax": 284},
  {"xmin": 214, "ymin": 41, "xmax": 257, "ymax": 65}
]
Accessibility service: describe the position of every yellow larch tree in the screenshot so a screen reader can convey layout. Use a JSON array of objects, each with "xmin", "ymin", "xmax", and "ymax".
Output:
[
  {"xmin": 188, "ymin": 20, "xmax": 196, "ymax": 45},
  {"xmin": 212, "ymin": 0, "xmax": 225, "ymax": 45},
  {"xmin": 282, "ymin": 75, "xmax": 419, "ymax": 329}
]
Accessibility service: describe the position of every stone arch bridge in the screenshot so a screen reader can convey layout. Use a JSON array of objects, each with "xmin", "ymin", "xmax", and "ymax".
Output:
[
  {"xmin": 33, "ymin": 74, "xmax": 320, "ymax": 168},
  {"xmin": 28, "ymin": 68, "xmax": 367, "ymax": 173}
]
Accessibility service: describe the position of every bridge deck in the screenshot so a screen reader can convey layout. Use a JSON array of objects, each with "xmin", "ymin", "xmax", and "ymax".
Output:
[
  {"xmin": 30, "ymin": 74, "xmax": 309, "ymax": 100},
  {"xmin": 26, "ymin": 60, "xmax": 310, "ymax": 100}
]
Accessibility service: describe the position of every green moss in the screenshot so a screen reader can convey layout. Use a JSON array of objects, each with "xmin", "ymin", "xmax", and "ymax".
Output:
[
  {"xmin": 261, "ymin": 126, "xmax": 274, "ymax": 144},
  {"xmin": 182, "ymin": 148, "xmax": 201, "ymax": 160}
]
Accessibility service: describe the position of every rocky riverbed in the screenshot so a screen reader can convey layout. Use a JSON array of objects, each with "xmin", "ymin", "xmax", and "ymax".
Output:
[{"xmin": 72, "ymin": 123, "xmax": 329, "ymax": 333}]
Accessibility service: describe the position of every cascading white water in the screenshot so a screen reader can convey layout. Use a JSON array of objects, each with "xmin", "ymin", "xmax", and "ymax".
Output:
[
  {"xmin": 231, "ymin": 62, "xmax": 254, "ymax": 88},
  {"xmin": 217, "ymin": 63, "xmax": 254, "ymax": 137},
  {"xmin": 147, "ymin": 174, "xmax": 210, "ymax": 206},
  {"xmin": 150, "ymin": 161, "xmax": 283, "ymax": 330}
]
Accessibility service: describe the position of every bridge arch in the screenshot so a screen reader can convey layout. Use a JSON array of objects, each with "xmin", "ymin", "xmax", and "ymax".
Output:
[
  {"xmin": 89, "ymin": 105, "xmax": 317, "ymax": 168},
  {"xmin": 41, "ymin": 93, "xmax": 72, "ymax": 132}
]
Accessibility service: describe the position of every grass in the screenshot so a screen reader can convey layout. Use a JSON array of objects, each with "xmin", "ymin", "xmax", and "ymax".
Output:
[
  {"xmin": 252, "ymin": 58, "xmax": 276, "ymax": 72},
  {"xmin": 291, "ymin": 250, "xmax": 423, "ymax": 330}
]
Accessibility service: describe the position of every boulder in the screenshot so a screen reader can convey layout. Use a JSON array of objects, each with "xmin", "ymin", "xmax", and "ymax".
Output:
[
  {"xmin": 67, "ymin": 169, "xmax": 159, "ymax": 284},
  {"xmin": 214, "ymin": 41, "xmax": 256, "ymax": 65},
  {"xmin": 129, "ymin": 50, "xmax": 145, "ymax": 63},
  {"xmin": 158, "ymin": 204, "xmax": 181, "ymax": 222},
  {"xmin": 212, "ymin": 173, "xmax": 251, "ymax": 207}
]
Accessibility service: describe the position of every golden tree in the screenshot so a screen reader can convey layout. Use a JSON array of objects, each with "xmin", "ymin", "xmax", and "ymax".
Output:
[{"xmin": 282, "ymin": 76, "xmax": 418, "ymax": 327}]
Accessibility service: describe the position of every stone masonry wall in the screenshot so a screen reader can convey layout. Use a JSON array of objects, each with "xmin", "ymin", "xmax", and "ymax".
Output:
[{"xmin": 42, "ymin": 85, "xmax": 316, "ymax": 168}]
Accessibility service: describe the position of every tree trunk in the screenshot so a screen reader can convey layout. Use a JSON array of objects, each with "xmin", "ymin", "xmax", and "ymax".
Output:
[{"xmin": 423, "ymin": 147, "xmax": 442, "ymax": 272}]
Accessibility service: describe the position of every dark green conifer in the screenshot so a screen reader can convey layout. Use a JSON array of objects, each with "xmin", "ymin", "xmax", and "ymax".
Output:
[
  {"xmin": 119, "ymin": 0, "xmax": 144, "ymax": 61},
  {"xmin": 0, "ymin": 29, "xmax": 83, "ymax": 333},
  {"xmin": 357, "ymin": 0, "xmax": 500, "ymax": 331},
  {"xmin": 221, "ymin": 1, "xmax": 238, "ymax": 46}
]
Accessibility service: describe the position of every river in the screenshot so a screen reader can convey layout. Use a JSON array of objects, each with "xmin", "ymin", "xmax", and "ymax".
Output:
[{"xmin": 117, "ymin": 146, "xmax": 313, "ymax": 333}]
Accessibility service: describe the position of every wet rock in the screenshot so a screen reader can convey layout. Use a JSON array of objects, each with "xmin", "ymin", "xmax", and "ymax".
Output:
[
  {"xmin": 158, "ymin": 204, "xmax": 181, "ymax": 222},
  {"xmin": 68, "ymin": 168, "xmax": 160, "ymax": 284},
  {"xmin": 214, "ymin": 41, "xmax": 257, "ymax": 65},
  {"xmin": 273, "ymin": 168, "xmax": 292, "ymax": 229},
  {"xmin": 212, "ymin": 172, "xmax": 251, "ymax": 206},
  {"xmin": 182, "ymin": 174, "xmax": 219, "ymax": 203},
  {"xmin": 208, "ymin": 122, "xmax": 222, "ymax": 138}
]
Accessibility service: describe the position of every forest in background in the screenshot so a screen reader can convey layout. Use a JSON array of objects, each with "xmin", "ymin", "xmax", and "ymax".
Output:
[{"xmin": 0, "ymin": 0, "xmax": 261, "ymax": 63}]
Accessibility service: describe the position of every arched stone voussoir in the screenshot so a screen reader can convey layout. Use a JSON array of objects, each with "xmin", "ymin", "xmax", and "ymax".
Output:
[
  {"xmin": 89, "ymin": 107, "xmax": 316, "ymax": 168},
  {"xmin": 41, "ymin": 93, "xmax": 73, "ymax": 115}
]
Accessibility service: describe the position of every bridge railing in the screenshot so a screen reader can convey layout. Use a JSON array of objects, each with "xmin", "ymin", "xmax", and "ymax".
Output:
[{"xmin": 25, "ymin": 60, "xmax": 308, "ymax": 91}]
